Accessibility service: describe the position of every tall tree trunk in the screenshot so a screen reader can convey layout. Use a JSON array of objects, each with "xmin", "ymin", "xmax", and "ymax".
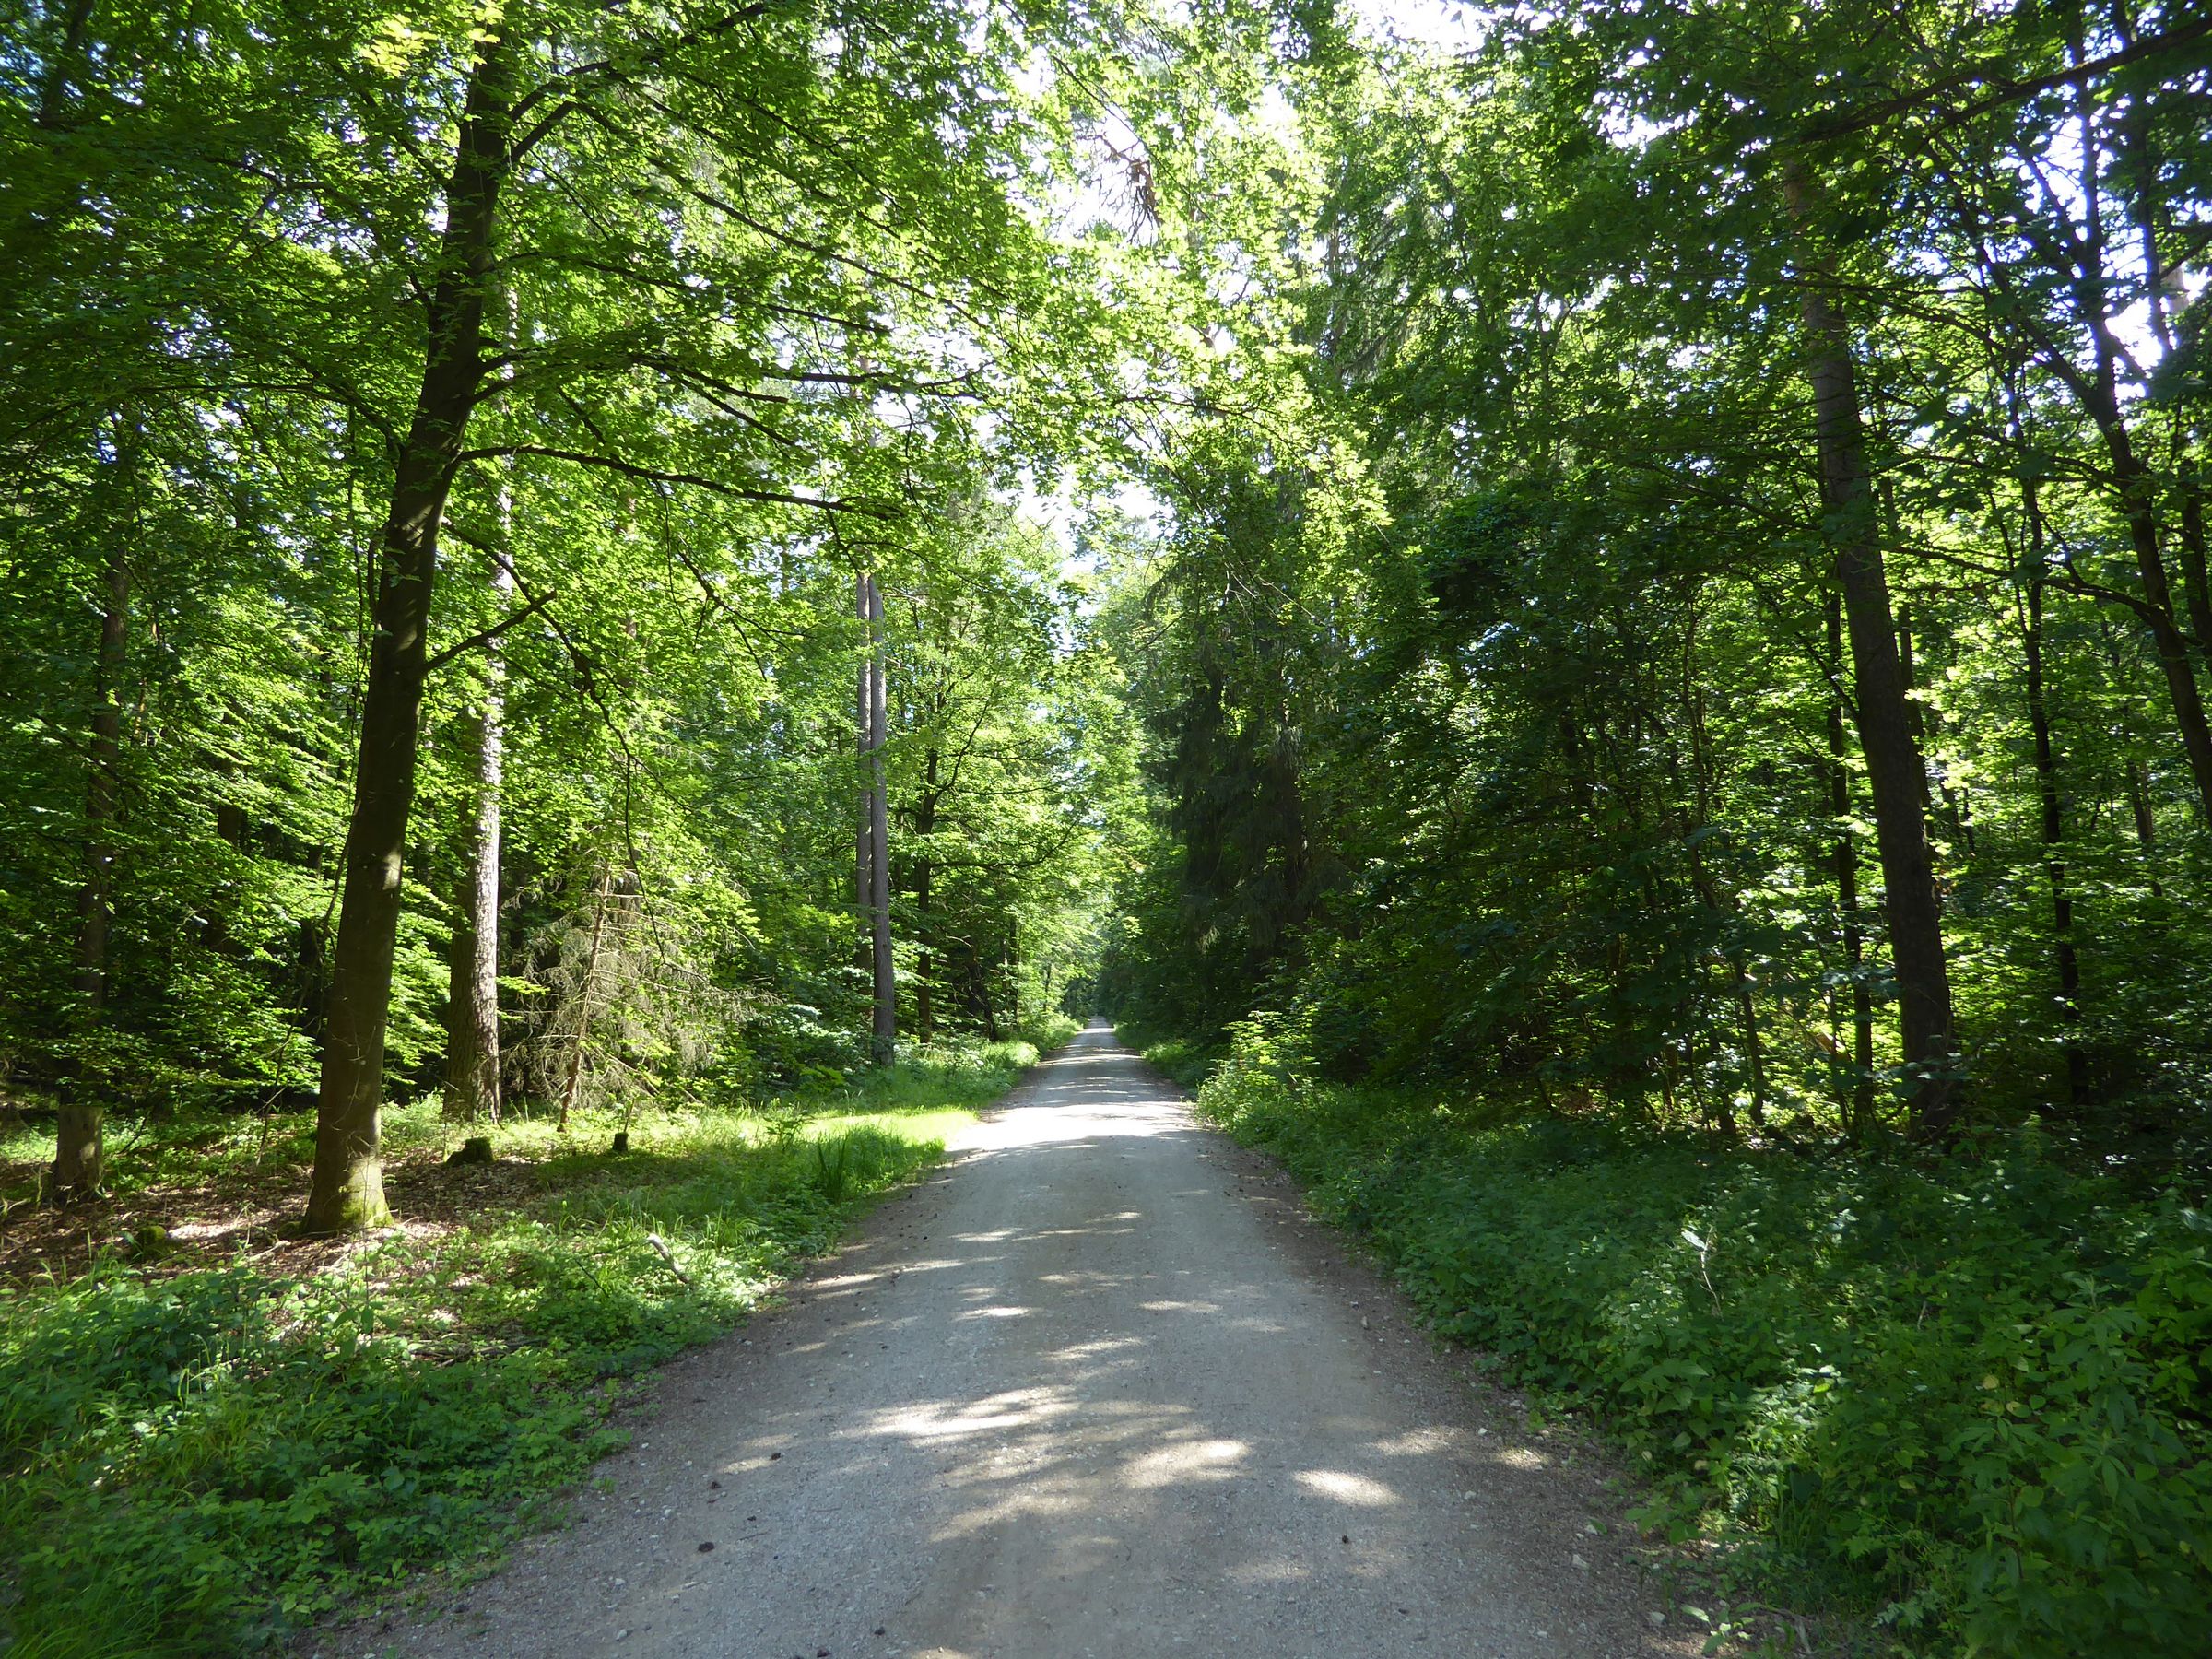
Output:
[
  {"xmin": 444, "ymin": 295, "xmax": 517, "ymax": 1127},
  {"xmin": 855, "ymin": 574, "xmax": 872, "ymax": 973},
  {"xmin": 306, "ymin": 32, "xmax": 513, "ymax": 1232},
  {"xmin": 2056, "ymin": 19, "xmax": 2212, "ymax": 818},
  {"xmin": 1895, "ymin": 605, "xmax": 1933, "ymax": 815},
  {"xmin": 1680, "ymin": 618, "xmax": 1763, "ymax": 1132},
  {"xmin": 2094, "ymin": 609, "xmax": 2170, "ymax": 897},
  {"xmin": 2102, "ymin": 427, "xmax": 2212, "ymax": 824},
  {"xmin": 865, "ymin": 573, "xmax": 895, "ymax": 1060},
  {"xmin": 2178, "ymin": 462, "xmax": 2212, "ymax": 666},
  {"xmin": 53, "ymin": 542, "xmax": 126, "ymax": 1200},
  {"xmin": 442, "ymin": 567, "xmax": 506, "ymax": 1124},
  {"xmin": 1784, "ymin": 162, "xmax": 1959, "ymax": 1137},
  {"xmin": 2021, "ymin": 550, "xmax": 2088, "ymax": 1110},
  {"xmin": 2126, "ymin": 759, "xmax": 2164, "ymax": 897},
  {"xmin": 1825, "ymin": 594, "xmax": 1875, "ymax": 1133},
  {"xmin": 914, "ymin": 748, "xmax": 937, "ymax": 1046}
]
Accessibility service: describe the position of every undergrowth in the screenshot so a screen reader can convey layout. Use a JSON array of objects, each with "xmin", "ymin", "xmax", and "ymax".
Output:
[
  {"xmin": 1115, "ymin": 1021, "xmax": 1221, "ymax": 1091},
  {"xmin": 0, "ymin": 1028, "xmax": 1064, "ymax": 1656},
  {"xmin": 1190, "ymin": 1020, "xmax": 2212, "ymax": 1659}
]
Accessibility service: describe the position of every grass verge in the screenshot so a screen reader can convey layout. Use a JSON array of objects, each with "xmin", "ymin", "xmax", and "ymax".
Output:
[
  {"xmin": 1189, "ymin": 1030, "xmax": 2212, "ymax": 1659},
  {"xmin": 0, "ymin": 1026, "xmax": 1068, "ymax": 1657},
  {"xmin": 1114, "ymin": 1021, "xmax": 1221, "ymax": 1092}
]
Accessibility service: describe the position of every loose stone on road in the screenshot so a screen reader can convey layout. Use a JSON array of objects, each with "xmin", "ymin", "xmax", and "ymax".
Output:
[{"xmin": 349, "ymin": 1022, "xmax": 1679, "ymax": 1658}]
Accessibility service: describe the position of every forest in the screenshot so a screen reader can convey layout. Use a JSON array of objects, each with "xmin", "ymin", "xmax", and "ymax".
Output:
[{"xmin": 4, "ymin": 0, "xmax": 2210, "ymax": 1654}]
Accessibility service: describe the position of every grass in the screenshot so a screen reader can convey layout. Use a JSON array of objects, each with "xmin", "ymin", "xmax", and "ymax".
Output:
[
  {"xmin": 0, "ymin": 1025, "xmax": 1067, "ymax": 1656},
  {"xmin": 1188, "ymin": 1030, "xmax": 2212, "ymax": 1659},
  {"xmin": 1115, "ymin": 1020, "xmax": 1221, "ymax": 1092}
]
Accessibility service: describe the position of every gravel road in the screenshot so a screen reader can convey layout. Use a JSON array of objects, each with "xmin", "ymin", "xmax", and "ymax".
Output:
[{"xmin": 337, "ymin": 1022, "xmax": 1682, "ymax": 1659}]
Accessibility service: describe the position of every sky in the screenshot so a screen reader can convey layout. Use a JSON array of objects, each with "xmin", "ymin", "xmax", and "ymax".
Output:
[{"xmin": 1348, "ymin": 0, "xmax": 1480, "ymax": 51}]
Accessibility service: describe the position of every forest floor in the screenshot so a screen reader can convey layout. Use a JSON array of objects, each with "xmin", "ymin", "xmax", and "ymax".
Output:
[
  {"xmin": 324, "ymin": 1022, "xmax": 1687, "ymax": 1659},
  {"xmin": 0, "ymin": 1038, "xmax": 1058, "ymax": 1656},
  {"xmin": 1, "ymin": 1098, "xmax": 571, "ymax": 1287}
]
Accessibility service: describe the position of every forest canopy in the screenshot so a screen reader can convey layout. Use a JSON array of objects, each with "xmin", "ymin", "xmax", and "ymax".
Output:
[{"xmin": 6, "ymin": 0, "xmax": 2212, "ymax": 1652}]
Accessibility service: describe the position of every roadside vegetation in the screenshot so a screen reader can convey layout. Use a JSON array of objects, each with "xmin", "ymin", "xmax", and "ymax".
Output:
[
  {"xmin": 0, "ymin": 1025, "xmax": 1067, "ymax": 1657},
  {"xmin": 1095, "ymin": 5, "xmax": 2212, "ymax": 1653},
  {"xmin": 1136, "ymin": 1023, "xmax": 2212, "ymax": 1657}
]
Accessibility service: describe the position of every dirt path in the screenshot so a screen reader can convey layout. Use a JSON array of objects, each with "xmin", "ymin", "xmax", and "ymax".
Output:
[{"xmin": 339, "ymin": 1023, "xmax": 1683, "ymax": 1659}]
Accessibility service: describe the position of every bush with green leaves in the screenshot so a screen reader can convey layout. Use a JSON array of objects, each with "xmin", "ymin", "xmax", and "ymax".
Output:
[{"xmin": 1194, "ymin": 1029, "xmax": 2212, "ymax": 1657}]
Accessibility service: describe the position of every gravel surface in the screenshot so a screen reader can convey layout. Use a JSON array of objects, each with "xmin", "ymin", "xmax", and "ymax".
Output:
[{"xmin": 330, "ymin": 1022, "xmax": 1688, "ymax": 1659}]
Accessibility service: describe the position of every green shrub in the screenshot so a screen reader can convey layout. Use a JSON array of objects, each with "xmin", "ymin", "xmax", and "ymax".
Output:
[
  {"xmin": 1194, "ymin": 1036, "xmax": 2212, "ymax": 1657},
  {"xmin": 1112, "ymin": 1019, "xmax": 1222, "ymax": 1089}
]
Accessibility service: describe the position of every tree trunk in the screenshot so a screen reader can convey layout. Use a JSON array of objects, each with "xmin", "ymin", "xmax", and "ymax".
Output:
[
  {"xmin": 1678, "ymin": 622, "xmax": 1762, "ymax": 1133},
  {"xmin": 442, "ymin": 613, "xmax": 506, "ymax": 1125},
  {"xmin": 2021, "ymin": 549, "xmax": 2088, "ymax": 1110},
  {"xmin": 2056, "ymin": 25, "xmax": 2212, "ymax": 818},
  {"xmin": 2125, "ymin": 758, "xmax": 2163, "ymax": 897},
  {"xmin": 865, "ymin": 573, "xmax": 895, "ymax": 1061},
  {"xmin": 855, "ymin": 574, "xmax": 872, "ymax": 974},
  {"xmin": 2105, "ymin": 429, "xmax": 2212, "ymax": 825},
  {"xmin": 306, "ymin": 31, "xmax": 512, "ymax": 1233},
  {"xmin": 1895, "ymin": 602, "xmax": 1933, "ymax": 815},
  {"xmin": 53, "ymin": 542, "xmax": 127, "ymax": 1201},
  {"xmin": 559, "ymin": 865, "xmax": 614, "ymax": 1131},
  {"xmin": 443, "ymin": 296, "xmax": 517, "ymax": 1127},
  {"xmin": 2093, "ymin": 608, "xmax": 2169, "ymax": 897},
  {"xmin": 914, "ymin": 755, "xmax": 936, "ymax": 1046},
  {"xmin": 2178, "ymin": 462, "xmax": 2212, "ymax": 667},
  {"xmin": 1825, "ymin": 594, "xmax": 1875, "ymax": 1132},
  {"xmin": 969, "ymin": 947, "xmax": 1001, "ymax": 1042},
  {"xmin": 1784, "ymin": 162, "xmax": 1959, "ymax": 1137}
]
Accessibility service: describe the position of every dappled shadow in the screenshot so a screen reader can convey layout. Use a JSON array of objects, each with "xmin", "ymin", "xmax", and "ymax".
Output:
[{"xmin": 576, "ymin": 1022, "xmax": 1672, "ymax": 1659}]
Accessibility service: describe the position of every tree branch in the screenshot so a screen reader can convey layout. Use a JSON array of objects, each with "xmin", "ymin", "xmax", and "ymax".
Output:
[
  {"xmin": 425, "ymin": 585, "xmax": 558, "ymax": 672},
  {"xmin": 458, "ymin": 442, "xmax": 892, "ymax": 516},
  {"xmin": 1794, "ymin": 18, "xmax": 2212, "ymax": 146}
]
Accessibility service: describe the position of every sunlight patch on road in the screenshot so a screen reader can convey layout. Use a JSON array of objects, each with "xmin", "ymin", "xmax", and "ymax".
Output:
[
  {"xmin": 1045, "ymin": 1335, "xmax": 1146, "ymax": 1363},
  {"xmin": 867, "ymin": 1388, "xmax": 1071, "ymax": 1441},
  {"xmin": 1120, "ymin": 1437, "xmax": 1249, "ymax": 1489},
  {"xmin": 953, "ymin": 1100, "xmax": 1188, "ymax": 1153},
  {"xmin": 1294, "ymin": 1468, "xmax": 1400, "ymax": 1508}
]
